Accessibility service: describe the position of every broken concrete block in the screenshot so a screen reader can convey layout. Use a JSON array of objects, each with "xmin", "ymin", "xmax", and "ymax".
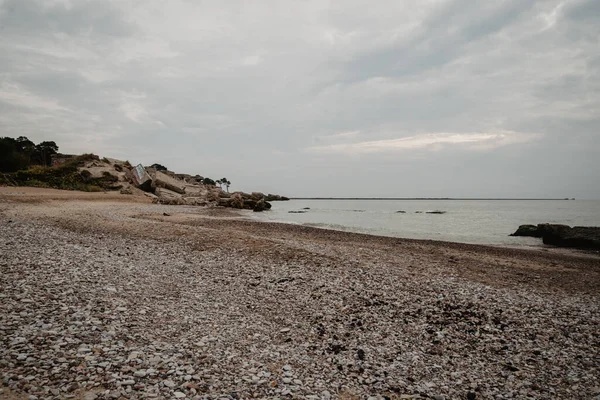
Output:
[
  {"xmin": 155, "ymin": 187, "xmax": 185, "ymax": 205},
  {"xmin": 183, "ymin": 184, "xmax": 206, "ymax": 196},
  {"xmin": 155, "ymin": 171, "xmax": 186, "ymax": 194},
  {"xmin": 132, "ymin": 164, "xmax": 151, "ymax": 185}
]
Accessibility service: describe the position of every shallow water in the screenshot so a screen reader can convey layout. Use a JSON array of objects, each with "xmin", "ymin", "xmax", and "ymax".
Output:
[{"xmin": 252, "ymin": 199, "xmax": 600, "ymax": 247}]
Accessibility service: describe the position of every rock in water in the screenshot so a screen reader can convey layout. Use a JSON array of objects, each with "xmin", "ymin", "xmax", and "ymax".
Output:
[
  {"xmin": 539, "ymin": 224, "xmax": 600, "ymax": 250},
  {"xmin": 511, "ymin": 223, "xmax": 600, "ymax": 250},
  {"xmin": 253, "ymin": 198, "xmax": 271, "ymax": 212},
  {"xmin": 510, "ymin": 224, "xmax": 542, "ymax": 237}
]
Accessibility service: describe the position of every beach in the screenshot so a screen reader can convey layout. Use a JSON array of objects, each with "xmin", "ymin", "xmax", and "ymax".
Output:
[{"xmin": 1, "ymin": 188, "xmax": 599, "ymax": 400}]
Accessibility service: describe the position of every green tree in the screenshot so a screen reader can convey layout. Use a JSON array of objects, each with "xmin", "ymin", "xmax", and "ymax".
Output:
[
  {"xmin": 150, "ymin": 163, "xmax": 167, "ymax": 171},
  {"xmin": 34, "ymin": 141, "xmax": 59, "ymax": 166},
  {"xmin": 16, "ymin": 136, "xmax": 36, "ymax": 156},
  {"xmin": 0, "ymin": 137, "xmax": 30, "ymax": 172},
  {"xmin": 203, "ymin": 177, "xmax": 216, "ymax": 186},
  {"xmin": 219, "ymin": 177, "xmax": 230, "ymax": 192}
]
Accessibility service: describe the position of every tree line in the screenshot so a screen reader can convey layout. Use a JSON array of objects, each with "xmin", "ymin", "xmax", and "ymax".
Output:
[{"xmin": 0, "ymin": 136, "xmax": 59, "ymax": 172}]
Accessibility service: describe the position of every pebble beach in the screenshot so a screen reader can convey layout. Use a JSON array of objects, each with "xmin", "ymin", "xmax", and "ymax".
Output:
[{"xmin": 1, "ymin": 188, "xmax": 599, "ymax": 400}]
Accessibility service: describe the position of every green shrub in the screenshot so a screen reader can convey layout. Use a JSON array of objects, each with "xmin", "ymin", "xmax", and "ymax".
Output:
[{"xmin": 5, "ymin": 154, "xmax": 122, "ymax": 192}]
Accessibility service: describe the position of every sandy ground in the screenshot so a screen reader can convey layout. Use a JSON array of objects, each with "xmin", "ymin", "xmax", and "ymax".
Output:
[{"xmin": 1, "ymin": 187, "xmax": 599, "ymax": 400}]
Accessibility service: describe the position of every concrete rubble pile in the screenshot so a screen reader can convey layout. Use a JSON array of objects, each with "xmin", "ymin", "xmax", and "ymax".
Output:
[{"xmin": 127, "ymin": 164, "xmax": 288, "ymax": 211}]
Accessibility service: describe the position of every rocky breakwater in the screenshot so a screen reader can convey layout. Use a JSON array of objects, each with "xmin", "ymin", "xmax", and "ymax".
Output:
[
  {"xmin": 218, "ymin": 191, "xmax": 288, "ymax": 212},
  {"xmin": 511, "ymin": 224, "xmax": 600, "ymax": 251}
]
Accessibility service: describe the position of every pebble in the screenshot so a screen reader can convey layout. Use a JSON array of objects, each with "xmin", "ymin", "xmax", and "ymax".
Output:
[{"xmin": 0, "ymin": 200, "xmax": 598, "ymax": 400}]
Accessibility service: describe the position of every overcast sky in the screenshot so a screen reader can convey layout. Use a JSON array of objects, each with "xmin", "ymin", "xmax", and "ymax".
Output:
[{"xmin": 1, "ymin": 0, "xmax": 598, "ymax": 198}]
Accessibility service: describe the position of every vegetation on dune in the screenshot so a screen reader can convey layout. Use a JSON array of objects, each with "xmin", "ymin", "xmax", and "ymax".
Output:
[
  {"xmin": 149, "ymin": 163, "xmax": 168, "ymax": 171},
  {"xmin": 0, "ymin": 135, "xmax": 232, "ymax": 194},
  {"xmin": 2, "ymin": 153, "xmax": 122, "ymax": 192},
  {"xmin": 202, "ymin": 177, "xmax": 216, "ymax": 186}
]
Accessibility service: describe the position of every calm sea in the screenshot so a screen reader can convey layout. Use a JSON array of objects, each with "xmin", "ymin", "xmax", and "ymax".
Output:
[{"xmin": 251, "ymin": 199, "xmax": 600, "ymax": 248}]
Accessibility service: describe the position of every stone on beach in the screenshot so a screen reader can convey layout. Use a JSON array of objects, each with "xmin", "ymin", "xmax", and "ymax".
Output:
[{"xmin": 0, "ymin": 188, "xmax": 598, "ymax": 400}]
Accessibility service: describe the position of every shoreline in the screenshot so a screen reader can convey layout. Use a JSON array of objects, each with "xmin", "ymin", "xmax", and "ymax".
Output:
[
  {"xmin": 251, "ymin": 214, "xmax": 599, "ymax": 257},
  {"xmin": 241, "ymin": 209, "xmax": 600, "ymax": 262},
  {"xmin": 244, "ymin": 210, "xmax": 599, "ymax": 262},
  {"xmin": 1, "ymin": 187, "xmax": 599, "ymax": 399}
]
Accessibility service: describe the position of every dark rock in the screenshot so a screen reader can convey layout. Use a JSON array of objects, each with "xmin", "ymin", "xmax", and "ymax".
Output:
[
  {"xmin": 302, "ymin": 207, "xmax": 310, "ymax": 210},
  {"xmin": 426, "ymin": 210, "xmax": 446, "ymax": 214},
  {"xmin": 539, "ymin": 224, "xmax": 600, "ymax": 250},
  {"xmin": 266, "ymin": 194, "xmax": 290, "ymax": 201},
  {"xmin": 357, "ymin": 348, "xmax": 365, "ymax": 360},
  {"xmin": 244, "ymin": 199, "xmax": 258, "ymax": 209},
  {"xmin": 396, "ymin": 210, "xmax": 406, "ymax": 213},
  {"xmin": 327, "ymin": 343, "xmax": 346, "ymax": 354},
  {"xmin": 511, "ymin": 223, "xmax": 600, "ymax": 250},
  {"xmin": 253, "ymin": 199, "xmax": 271, "ymax": 212},
  {"xmin": 510, "ymin": 224, "xmax": 542, "ymax": 237},
  {"xmin": 467, "ymin": 393, "xmax": 476, "ymax": 400}
]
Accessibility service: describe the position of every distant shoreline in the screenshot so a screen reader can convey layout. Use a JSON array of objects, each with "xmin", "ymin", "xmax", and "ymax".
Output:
[{"xmin": 291, "ymin": 197, "xmax": 576, "ymax": 201}]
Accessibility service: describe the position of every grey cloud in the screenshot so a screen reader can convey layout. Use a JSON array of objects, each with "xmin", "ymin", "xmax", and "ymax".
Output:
[
  {"xmin": 333, "ymin": 0, "xmax": 538, "ymax": 84},
  {"xmin": 0, "ymin": 0, "xmax": 134, "ymax": 37},
  {"xmin": 0, "ymin": 0, "xmax": 598, "ymax": 198},
  {"xmin": 563, "ymin": 0, "xmax": 600, "ymax": 22}
]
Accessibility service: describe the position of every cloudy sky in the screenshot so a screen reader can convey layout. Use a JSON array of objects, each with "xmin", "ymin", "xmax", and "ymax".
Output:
[{"xmin": 1, "ymin": 0, "xmax": 598, "ymax": 198}]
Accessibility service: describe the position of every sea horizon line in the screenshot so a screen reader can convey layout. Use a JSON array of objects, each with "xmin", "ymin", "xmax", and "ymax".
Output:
[{"xmin": 290, "ymin": 197, "xmax": 578, "ymax": 201}]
